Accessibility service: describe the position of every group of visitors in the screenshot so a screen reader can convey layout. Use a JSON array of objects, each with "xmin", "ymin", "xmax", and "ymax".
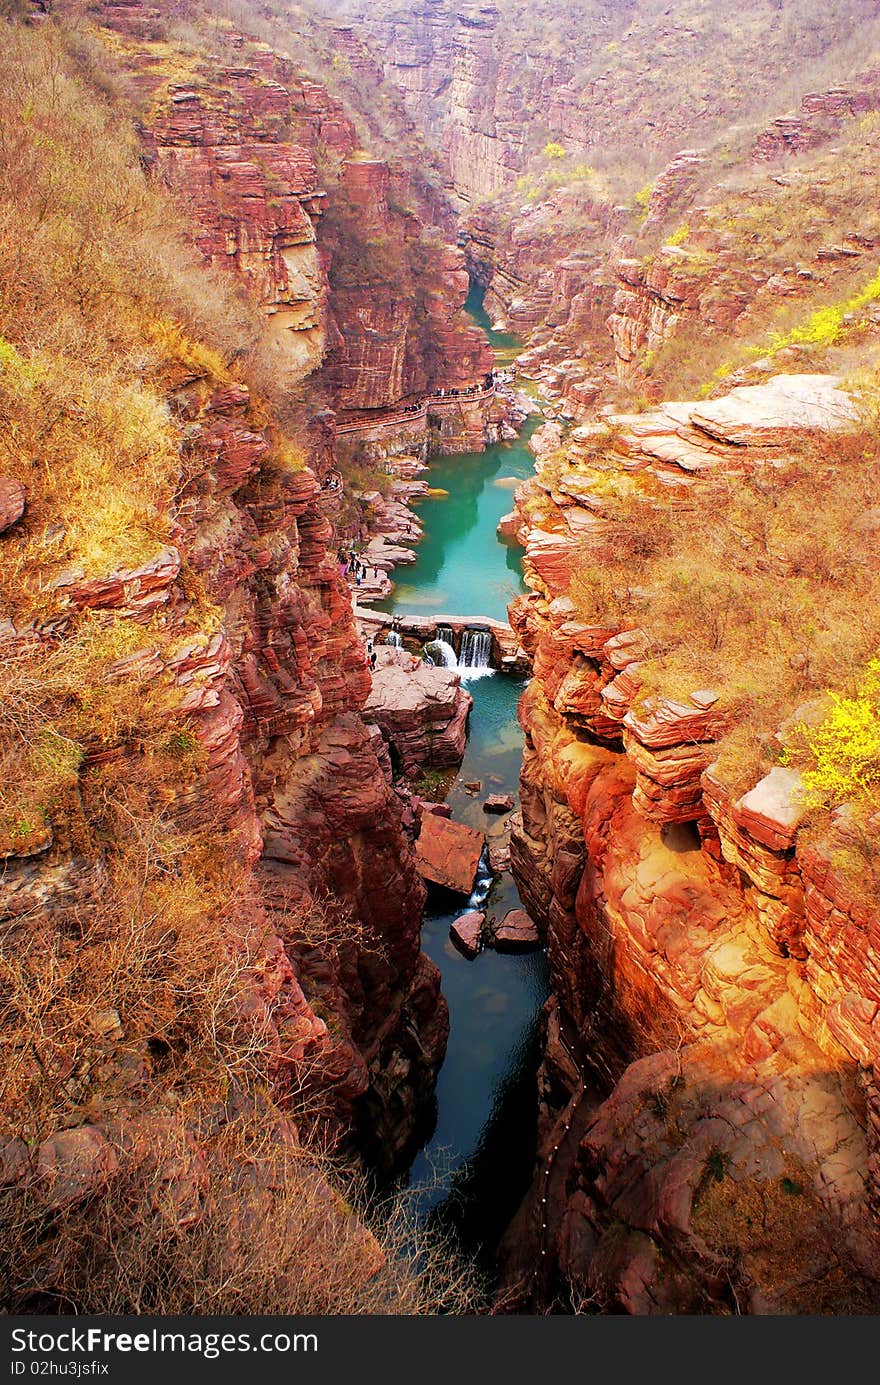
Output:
[
  {"xmin": 338, "ymin": 547, "xmax": 381, "ymax": 588},
  {"xmin": 397, "ymin": 372, "xmax": 497, "ymax": 416},
  {"xmin": 364, "ymin": 616, "xmax": 402, "ymax": 674}
]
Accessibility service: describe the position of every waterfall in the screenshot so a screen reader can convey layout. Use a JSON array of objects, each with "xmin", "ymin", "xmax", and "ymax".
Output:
[
  {"xmin": 467, "ymin": 848, "xmax": 494, "ymax": 910},
  {"xmin": 384, "ymin": 631, "xmax": 403, "ymax": 647},
  {"xmin": 435, "ymin": 623, "xmax": 455, "ymax": 648},
  {"xmin": 423, "ymin": 629, "xmax": 494, "ymax": 680},
  {"xmin": 423, "ymin": 638, "xmax": 457, "ymax": 668},
  {"xmin": 459, "ymin": 627, "xmax": 493, "ymax": 671}
]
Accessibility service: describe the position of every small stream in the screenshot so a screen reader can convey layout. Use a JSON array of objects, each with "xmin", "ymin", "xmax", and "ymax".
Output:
[{"xmin": 386, "ymin": 287, "xmax": 551, "ymax": 1272}]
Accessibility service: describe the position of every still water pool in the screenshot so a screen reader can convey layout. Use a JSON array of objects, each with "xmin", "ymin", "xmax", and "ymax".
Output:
[{"xmin": 377, "ymin": 422, "xmax": 538, "ymax": 624}]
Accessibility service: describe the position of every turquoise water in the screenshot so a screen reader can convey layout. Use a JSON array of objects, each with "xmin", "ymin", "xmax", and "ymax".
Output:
[
  {"xmin": 464, "ymin": 279, "xmax": 522, "ymax": 361},
  {"xmin": 378, "ymin": 429, "xmax": 536, "ymax": 622},
  {"xmin": 392, "ymin": 289, "xmax": 550, "ymax": 1269}
]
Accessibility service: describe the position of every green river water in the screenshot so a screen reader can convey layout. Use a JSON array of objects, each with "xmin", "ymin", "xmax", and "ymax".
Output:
[{"xmin": 390, "ymin": 287, "xmax": 551, "ymax": 1270}]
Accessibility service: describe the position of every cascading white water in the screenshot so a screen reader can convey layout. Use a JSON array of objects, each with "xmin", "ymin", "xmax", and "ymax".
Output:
[
  {"xmin": 435, "ymin": 624, "xmax": 455, "ymax": 648},
  {"xmin": 458, "ymin": 628, "xmax": 493, "ymax": 672},
  {"xmin": 384, "ymin": 631, "xmax": 403, "ymax": 647},
  {"xmin": 467, "ymin": 848, "xmax": 494, "ymax": 911},
  {"xmin": 423, "ymin": 629, "xmax": 494, "ymax": 679},
  {"xmin": 423, "ymin": 638, "xmax": 458, "ymax": 668}
]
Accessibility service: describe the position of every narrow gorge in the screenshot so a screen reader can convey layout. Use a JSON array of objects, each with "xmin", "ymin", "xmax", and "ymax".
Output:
[{"xmin": 3, "ymin": 0, "xmax": 880, "ymax": 1321}]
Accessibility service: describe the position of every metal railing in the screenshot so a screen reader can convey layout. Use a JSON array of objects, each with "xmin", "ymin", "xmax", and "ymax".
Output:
[{"xmin": 335, "ymin": 382, "xmax": 497, "ymax": 436}]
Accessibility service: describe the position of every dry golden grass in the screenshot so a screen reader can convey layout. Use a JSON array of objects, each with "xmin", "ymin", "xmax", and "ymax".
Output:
[
  {"xmin": 0, "ymin": 18, "xmax": 475, "ymax": 1318},
  {"xmin": 0, "ymin": 1100, "xmax": 483, "ymax": 1314},
  {"xmin": 563, "ymin": 400, "xmax": 880, "ymax": 805},
  {"xmin": 692, "ymin": 1156, "xmax": 879, "ymax": 1313}
]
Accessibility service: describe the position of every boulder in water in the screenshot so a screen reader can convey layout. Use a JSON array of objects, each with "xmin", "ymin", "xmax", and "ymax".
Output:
[
  {"xmin": 450, "ymin": 910, "xmax": 484, "ymax": 959},
  {"xmin": 483, "ymin": 793, "xmax": 515, "ymax": 814},
  {"xmin": 493, "ymin": 907, "xmax": 540, "ymax": 951},
  {"xmin": 415, "ymin": 814, "xmax": 484, "ymax": 894},
  {"xmin": 364, "ymin": 654, "xmax": 471, "ymax": 774}
]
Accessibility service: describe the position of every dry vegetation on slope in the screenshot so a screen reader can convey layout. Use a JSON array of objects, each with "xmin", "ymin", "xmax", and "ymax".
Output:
[
  {"xmin": 0, "ymin": 17, "xmax": 474, "ymax": 1313},
  {"xmin": 521, "ymin": 389, "xmax": 880, "ymax": 896}
]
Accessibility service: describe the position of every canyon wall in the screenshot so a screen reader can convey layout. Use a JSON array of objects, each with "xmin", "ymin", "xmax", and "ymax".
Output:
[
  {"xmin": 500, "ymin": 376, "xmax": 880, "ymax": 1312},
  {"xmin": 111, "ymin": 0, "xmax": 495, "ymax": 437},
  {"xmin": 108, "ymin": 0, "xmax": 457, "ymax": 1160},
  {"xmin": 341, "ymin": 1, "xmax": 880, "ymax": 416},
  {"xmin": 0, "ymin": 7, "xmax": 487, "ymax": 1287}
]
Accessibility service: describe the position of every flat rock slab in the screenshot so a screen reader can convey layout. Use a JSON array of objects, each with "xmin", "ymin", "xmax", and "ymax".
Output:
[
  {"xmin": 493, "ymin": 907, "xmax": 541, "ymax": 952},
  {"xmin": 450, "ymin": 910, "xmax": 484, "ymax": 959},
  {"xmin": 690, "ymin": 374, "xmax": 858, "ymax": 446},
  {"xmin": 364, "ymin": 655, "xmax": 462, "ymax": 724},
  {"xmin": 734, "ymin": 765, "xmax": 807, "ymax": 851},
  {"xmin": 483, "ymin": 793, "xmax": 515, "ymax": 814},
  {"xmin": 415, "ymin": 813, "xmax": 485, "ymax": 894}
]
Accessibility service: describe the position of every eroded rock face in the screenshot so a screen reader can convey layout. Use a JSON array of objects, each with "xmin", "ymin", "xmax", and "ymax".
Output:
[
  {"xmin": 326, "ymin": 212, "xmax": 495, "ymax": 418},
  {"xmin": 501, "ymin": 374, "xmax": 880, "ymax": 1311},
  {"xmin": 138, "ymin": 56, "xmax": 352, "ymax": 383},
  {"xmin": 0, "ymin": 477, "xmax": 25, "ymax": 534},
  {"xmin": 753, "ymin": 68, "xmax": 880, "ymax": 160},
  {"xmin": 555, "ymin": 1044, "xmax": 878, "ymax": 1314},
  {"xmin": 1, "ymin": 384, "xmax": 448, "ymax": 1206},
  {"xmin": 363, "ymin": 648, "xmax": 472, "ymax": 776},
  {"xmin": 414, "ymin": 812, "xmax": 484, "ymax": 894},
  {"xmin": 106, "ymin": 2, "xmax": 493, "ymax": 426}
]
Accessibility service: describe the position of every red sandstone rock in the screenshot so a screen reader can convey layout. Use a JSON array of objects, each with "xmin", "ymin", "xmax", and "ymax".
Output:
[
  {"xmin": 36, "ymin": 1127, "xmax": 118, "ymax": 1211},
  {"xmin": 450, "ymin": 910, "xmax": 484, "ymax": 958},
  {"xmin": 363, "ymin": 652, "xmax": 472, "ymax": 774},
  {"xmin": 414, "ymin": 813, "xmax": 484, "ymax": 894},
  {"xmin": 483, "ymin": 793, "xmax": 515, "ymax": 814},
  {"xmin": 690, "ymin": 375, "xmax": 859, "ymax": 446},
  {"xmin": 53, "ymin": 547, "xmax": 181, "ymax": 616},
  {"xmin": 733, "ymin": 766, "xmax": 808, "ymax": 851},
  {"xmin": 623, "ymin": 696, "xmax": 728, "ymax": 750},
  {"xmin": 493, "ymin": 907, "xmax": 540, "ymax": 951}
]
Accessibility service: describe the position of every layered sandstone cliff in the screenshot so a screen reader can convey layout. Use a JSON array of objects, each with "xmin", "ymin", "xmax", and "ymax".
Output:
[
  {"xmin": 102, "ymin": 0, "xmax": 495, "ymax": 437},
  {"xmin": 500, "ymin": 374, "xmax": 880, "ymax": 1311},
  {"xmin": 0, "ymin": 9, "xmax": 470, "ymax": 1306},
  {"xmin": 341, "ymin": 0, "xmax": 880, "ymax": 416}
]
